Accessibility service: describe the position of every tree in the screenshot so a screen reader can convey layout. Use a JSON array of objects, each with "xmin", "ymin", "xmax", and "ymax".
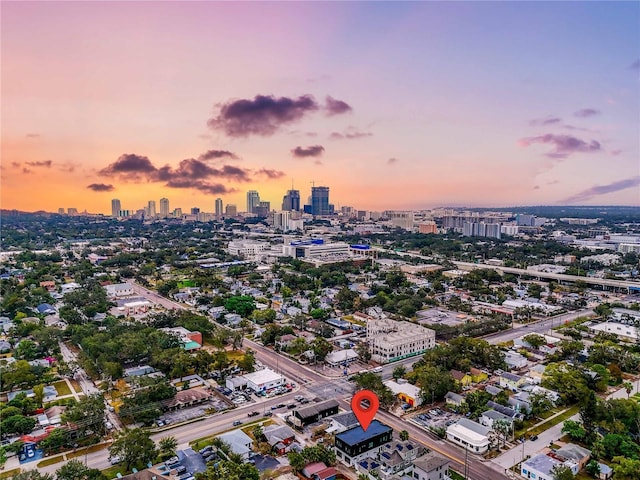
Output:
[
  {"xmin": 585, "ymin": 460, "xmax": 600, "ymax": 478},
  {"xmin": 158, "ymin": 436, "xmax": 178, "ymax": 460},
  {"xmin": 312, "ymin": 337, "xmax": 333, "ymax": 362},
  {"xmin": 623, "ymin": 381, "xmax": 633, "ymax": 399},
  {"xmin": 195, "ymin": 461, "xmax": 259, "ymax": 480},
  {"xmin": 352, "ymin": 373, "xmax": 396, "ymax": 409},
  {"xmin": 399, "ymin": 430, "xmax": 409, "ymax": 441},
  {"xmin": 392, "ymin": 366, "xmax": 406, "ymax": 380},
  {"xmin": 108, "ymin": 428, "xmax": 157, "ymax": 471},
  {"xmin": 55, "ymin": 460, "xmax": 105, "ymax": 480},
  {"xmin": 1, "ymin": 415, "xmax": 37, "ymax": 435},
  {"xmin": 551, "ymin": 464, "xmax": 575, "ymax": 480},
  {"xmin": 562, "ymin": 420, "xmax": 586, "ymax": 442},
  {"xmin": 610, "ymin": 456, "xmax": 640, "ymax": 480},
  {"xmin": 224, "ymin": 296, "xmax": 256, "ymax": 317},
  {"xmin": 523, "ymin": 334, "xmax": 546, "ymax": 350},
  {"xmin": 237, "ymin": 350, "xmax": 256, "ymax": 373},
  {"xmin": 493, "ymin": 419, "xmax": 512, "ymax": 448},
  {"xmin": 8, "ymin": 472, "xmax": 54, "ymax": 480},
  {"xmin": 251, "ymin": 309, "xmax": 276, "ymax": 325},
  {"xmin": 356, "ymin": 342, "xmax": 371, "ymax": 363}
]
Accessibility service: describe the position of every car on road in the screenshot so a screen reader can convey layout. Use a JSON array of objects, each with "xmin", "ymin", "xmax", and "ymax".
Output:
[
  {"xmin": 263, "ymin": 411, "xmax": 273, "ymax": 417},
  {"xmin": 287, "ymin": 403, "xmax": 296, "ymax": 409},
  {"xmin": 247, "ymin": 411, "xmax": 260, "ymax": 417},
  {"xmin": 110, "ymin": 456, "xmax": 122, "ymax": 465},
  {"xmin": 232, "ymin": 420, "xmax": 243, "ymax": 426},
  {"xmin": 529, "ymin": 435, "xmax": 538, "ymax": 441}
]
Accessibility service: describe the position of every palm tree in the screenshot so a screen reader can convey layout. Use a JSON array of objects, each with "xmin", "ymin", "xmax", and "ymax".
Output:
[
  {"xmin": 623, "ymin": 381, "xmax": 633, "ymax": 399},
  {"xmin": 158, "ymin": 436, "xmax": 178, "ymax": 459}
]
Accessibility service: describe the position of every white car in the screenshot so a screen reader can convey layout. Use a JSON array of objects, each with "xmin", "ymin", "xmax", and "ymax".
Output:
[
  {"xmin": 110, "ymin": 456, "xmax": 122, "ymax": 465},
  {"xmin": 105, "ymin": 421, "xmax": 114, "ymax": 430}
]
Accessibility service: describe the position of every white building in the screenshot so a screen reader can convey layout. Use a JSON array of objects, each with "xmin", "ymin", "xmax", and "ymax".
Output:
[
  {"xmin": 384, "ymin": 379, "xmax": 423, "ymax": 407},
  {"xmin": 387, "ymin": 211, "xmax": 415, "ymax": 231},
  {"xmin": 242, "ymin": 368, "xmax": 285, "ymax": 393},
  {"xmin": 588, "ymin": 322, "xmax": 639, "ymax": 342},
  {"xmin": 445, "ymin": 418, "xmax": 490, "ymax": 454},
  {"xmin": 367, "ymin": 318, "xmax": 435, "ymax": 364},
  {"xmin": 105, "ymin": 283, "xmax": 134, "ymax": 298},
  {"xmin": 521, "ymin": 454, "xmax": 578, "ymax": 480},
  {"xmin": 412, "ymin": 453, "xmax": 451, "ymax": 480},
  {"xmin": 325, "ymin": 349, "xmax": 359, "ymax": 366},
  {"xmin": 227, "ymin": 240, "xmax": 269, "ymax": 258}
]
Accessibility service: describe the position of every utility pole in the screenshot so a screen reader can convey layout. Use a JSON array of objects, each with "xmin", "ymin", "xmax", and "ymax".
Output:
[{"xmin": 464, "ymin": 445, "xmax": 469, "ymax": 480}]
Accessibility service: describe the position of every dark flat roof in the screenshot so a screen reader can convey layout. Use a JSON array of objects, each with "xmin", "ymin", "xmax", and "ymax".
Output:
[{"xmin": 335, "ymin": 420, "xmax": 391, "ymax": 446}]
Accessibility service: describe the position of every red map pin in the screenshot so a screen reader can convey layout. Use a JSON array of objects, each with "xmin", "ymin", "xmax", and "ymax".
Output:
[{"xmin": 351, "ymin": 389, "xmax": 379, "ymax": 431}]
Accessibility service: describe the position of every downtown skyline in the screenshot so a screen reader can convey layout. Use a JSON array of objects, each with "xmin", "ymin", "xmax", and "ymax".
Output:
[{"xmin": 2, "ymin": 1, "xmax": 639, "ymax": 214}]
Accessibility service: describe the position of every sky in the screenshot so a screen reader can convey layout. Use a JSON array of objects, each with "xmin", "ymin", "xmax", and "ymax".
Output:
[{"xmin": 2, "ymin": 1, "xmax": 639, "ymax": 215}]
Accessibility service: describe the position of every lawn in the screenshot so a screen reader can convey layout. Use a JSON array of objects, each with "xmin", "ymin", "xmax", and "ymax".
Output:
[
  {"xmin": 0, "ymin": 468, "xmax": 21, "ymax": 479},
  {"xmin": 52, "ymin": 379, "xmax": 72, "ymax": 396},
  {"xmin": 37, "ymin": 455, "xmax": 65, "ymax": 468},
  {"xmin": 69, "ymin": 379, "xmax": 83, "ymax": 394},
  {"xmin": 524, "ymin": 406, "xmax": 580, "ymax": 437},
  {"xmin": 67, "ymin": 443, "xmax": 109, "ymax": 460}
]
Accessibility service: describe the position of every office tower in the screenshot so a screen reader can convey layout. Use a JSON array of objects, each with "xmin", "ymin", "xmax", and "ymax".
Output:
[
  {"xmin": 173, "ymin": 208, "xmax": 182, "ymax": 217},
  {"xmin": 281, "ymin": 189, "xmax": 301, "ymax": 211},
  {"xmin": 225, "ymin": 204, "xmax": 237, "ymax": 216},
  {"xmin": 273, "ymin": 211, "xmax": 291, "ymax": 231},
  {"xmin": 111, "ymin": 199, "xmax": 121, "ymax": 218},
  {"xmin": 191, "ymin": 207, "xmax": 200, "ymax": 215},
  {"xmin": 311, "ymin": 186, "xmax": 330, "ymax": 216},
  {"xmin": 388, "ymin": 211, "xmax": 414, "ymax": 231},
  {"xmin": 159, "ymin": 198, "xmax": 169, "ymax": 218},
  {"xmin": 255, "ymin": 201, "xmax": 270, "ymax": 217},
  {"xmin": 67, "ymin": 208, "xmax": 78, "ymax": 215},
  {"xmin": 246, "ymin": 190, "xmax": 260, "ymax": 214},
  {"xmin": 215, "ymin": 198, "xmax": 223, "ymax": 219},
  {"xmin": 147, "ymin": 200, "xmax": 156, "ymax": 218},
  {"xmin": 58, "ymin": 208, "xmax": 65, "ymax": 215}
]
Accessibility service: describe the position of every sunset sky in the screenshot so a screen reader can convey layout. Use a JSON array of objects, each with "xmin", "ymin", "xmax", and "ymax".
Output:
[{"xmin": 2, "ymin": 1, "xmax": 639, "ymax": 214}]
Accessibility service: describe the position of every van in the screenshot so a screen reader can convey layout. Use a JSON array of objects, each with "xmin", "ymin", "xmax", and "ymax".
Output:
[{"xmin": 372, "ymin": 367, "xmax": 383, "ymax": 373}]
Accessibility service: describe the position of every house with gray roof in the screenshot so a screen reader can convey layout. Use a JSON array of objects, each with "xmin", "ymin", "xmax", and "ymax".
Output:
[
  {"xmin": 216, "ymin": 429, "xmax": 253, "ymax": 459},
  {"xmin": 413, "ymin": 452, "xmax": 451, "ymax": 480},
  {"xmin": 480, "ymin": 409, "xmax": 514, "ymax": 430}
]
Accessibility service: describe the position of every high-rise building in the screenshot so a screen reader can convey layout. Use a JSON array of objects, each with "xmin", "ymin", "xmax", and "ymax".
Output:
[
  {"xmin": 68, "ymin": 208, "xmax": 78, "ymax": 215},
  {"xmin": 246, "ymin": 190, "xmax": 260, "ymax": 214},
  {"xmin": 191, "ymin": 207, "xmax": 200, "ymax": 215},
  {"xmin": 273, "ymin": 211, "xmax": 291, "ymax": 231},
  {"xmin": 281, "ymin": 189, "xmax": 301, "ymax": 211},
  {"xmin": 254, "ymin": 201, "xmax": 271, "ymax": 217},
  {"xmin": 58, "ymin": 208, "xmax": 65, "ymax": 215},
  {"xmin": 147, "ymin": 200, "xmax": 156, "ymax": 218},
  {"xmin": 215, "ymin": 198, "xmax": 223, "ymax": 218},
  {"xmin": 159, "ymin": 198, "xmax": 169, "ymax": 217},
  {"xmin": 311, "ymin": 186, "xmax": 330, "ymax": 216},
  {"xmin": 388, "ymin": 211, "xmax": 415, "ymax": 231},
  {"xmin": 225, "ymin": 204, "xmax": 237, "ymax": 216},
  {"xmin": 173, "ymin": 208, "xmax": 182, "ymax": 217},
  {"xmin": 111, "ymin": 199, "xmax": 121, "ymax": 218}
]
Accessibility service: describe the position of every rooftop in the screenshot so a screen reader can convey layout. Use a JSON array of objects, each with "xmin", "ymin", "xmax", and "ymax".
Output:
[
  {"xmin": 413, "ymin": 452, "xmax": 450, "ymax": 473},
  {"xmin": 335, "ymin": 420, "xmax": 392, "ymax": 446}
]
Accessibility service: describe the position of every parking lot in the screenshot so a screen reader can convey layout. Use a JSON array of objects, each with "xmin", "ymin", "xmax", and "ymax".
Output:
[{"xmin": 412, "ymin": 407, "xmax": 462, "ymax": 431}]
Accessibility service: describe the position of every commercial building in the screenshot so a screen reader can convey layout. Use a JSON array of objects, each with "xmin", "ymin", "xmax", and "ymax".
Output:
[
  {"xmin": 147, "ymin": 200, "xmax": 156, "ymax": 218},
  {"xmin": 282, "ymin": 189, "xmax": 301, "ymax": 211},
  {"xmin": 587, "ymin": 321, "xmax": 639, "ymax": 342},
  {"xmin": 462, "ymin": 222, "xmax": 502, "ymax": 239},
  {"xmin": 111, "ymin": 199, "xmax": 121, "ymax": 218},
  {"xmin": 387, "ymin": 211, "xmax": 414, "ymax": 231},
  {"xmin": 311, "ymin": 186, "xmax": 331, "ymax": 216},
  {"xmin": 273, "ymin": 211, "xmax": 292, "ymax": 231},
  {"xmin": 214, "ymin": 198, "xmax": 223, "ymax": 218},
  {"xmin": 334, "ymin": 420, "xmax": 393, "ymax": 466},
  {"xmin": 225, "ymin": 204, "xmax": 237, "ymax": 216},
  {"xmin": 105, "ymin": 283, "xmax": 134, "ymax": 297},
  {"xmin": 290, "ymin": 399, "xmax": 339, "ymax": 429},
  {"xmin": 246, "ymin": 190, "xmax": 260, "ymax": 214},
  {"xmin": 418, "ymin": 222, "xmax": 438, "ymax": 234},
  {"xmin": 227, "ymin": 240, "xmax": 269, "ymax": 258},
  {"xmin": 366, "ymin": 318, "xmax": 436, "ymax": 363},
  {"xmin": 159, "ymin": 198, "xmax": 170, "ymax": 217},
  {"xmin": 445, "ymin": 418, "xmax": 490, "ymax": 454},
  {"xmin": 160, "ymin": 327, "xmax": 202, "ymax": 351},
  {"xmin": 242, "ymin": 368, "xmax": 285, "ymax": 393}
]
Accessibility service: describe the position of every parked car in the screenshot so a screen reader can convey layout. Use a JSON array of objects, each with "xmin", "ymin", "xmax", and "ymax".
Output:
[
  {"xmin": 199, "ymin": 446, "xmax": 213, "ymax": 455},
  {"xmin": 287, "ymin": 403, "xmax": 296, "ymax": 409},
  {"xmin": 110, "ymin": 456, "xmax": 122, "ymax": 465},
  {"xmin": 105, "ymin": 421, "xmax": 114, "ymax": 430}
]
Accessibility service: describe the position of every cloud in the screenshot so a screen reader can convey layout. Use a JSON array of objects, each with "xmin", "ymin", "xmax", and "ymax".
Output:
[
  {"xmin": 26, "ymin": 160, "xmax": 52, "ymax": 168},
  {"xmin": 518, "ymin": 133, "xmax": 601, "ymax": 159},
  {"xmin": 291, "ymin": 145, "xmax": 325, "ymax": 158},
  {"xmin": 99, "ymin": 153, "xmax": 157, "ymax": 180},
  {"xmin": 11, "ymin": 162, "xmax": 20, "ymax": 168},
  {"xmin": 330, "ymin": 127, "xmax": 372, "ymax": 140},
  {"xmin": 97, "ymin": 152, "xmax": 276, "ymax": 195},
  {"xmin": 387, "ymin": 157, "xmax": 399, "ymax": 165},
  {"xmin": 87, "ymin": 183, "xmax": 115, "ymax": 192},
  {"xmin": 256, "ymin": 168, "xmax": 286, "ymax": 179},
  {"xmin": 25, "ymin": 133, "xmax": 40, "ymax": 139},
  {"xmin": 22, "ymin": 168, "xmax": 32, "ymax": 174},
  {"xmin": 574, "ymin": 108, "xmax": 600, "ymax": 118},
  {"xmin": 562, "ymin": 176, "xmax": 640, "ymax": 203},
  {"xmin": 208, "ymin": 94, "xmax": 319, "ymax": 137},
  {"xmin": 325, "ymin": 96, "xmax": 352, "ymax": 116},
  {"xmin": 629, "ymin": 59, "xmax": 640, "ymax": 71},
  {"xmin": 533, "ymin": 185, "xmax": 540, "ymax": 190},
  {"xmin": 529, "ymin": 116, "xmax": 562, "ymax": 126},
  {"xmin": 57, "ymin": 162, "xmax": 77, "ymax": 173},
  {"xmin": 198, "ymin": 149, "xmax": 239, "ymax": 161}
]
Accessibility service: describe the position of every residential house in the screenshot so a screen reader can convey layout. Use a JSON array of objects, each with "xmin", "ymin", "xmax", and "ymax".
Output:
[
  {"xmin": 301, "ymin": 462, "xmax": 337, "ymax": 480},
  {"xmin": 164, "ymin": 388, "xmax": 212, "ymax": 410},
  {"xmin": 450, "ymin": 370, "xmax": 472, "ymax": 387},
  {"xmin": 372, "ymin": 439, "xmax": 426, "ymax": 479},
  {"xmin": 412, "ymin": 452, "xmax": 451, "ymax": 480},
  {"xmin": 527, "ymin": 364, "xmax": 546, "ymax": 384},
  {"xmin": 105, "ymin": 283, "xmax": 134, "ymax": 297},
  {"xmin": 486, "ymin": 401, "xmax": 523, "ymax": 421},
  {"xmin": 445, "ymin": 392, "xmax": 465, "ymax": 408},
  {"xmin": 384, "ymin": 379, "xmax": 423, "ymax": 407},
  {"xmin": 521, "ymin": 454, "xmax": 578, "ymax": 480},
  {"xmin": 36, "ymin": 303, "xmax": 57, "ymax": 315},
  {"xmin": 555, "ymin": 443, "xmax": 591, "ymax": 470},
  {"xmin": 262, "ymin": 424, "xmax": 296, "ymax": 455},
  {"xmin": 275, "ymin": 334, "xmax": 298, "ymax": 349},
  {"xmin": 504, "ymin": 351, "xmax": 528, "ymax": 370},
  {"xmin": 485, "ymin": 385, "xmax": 503, "ymax": 397},
  {"xmin": 480, "ymin": 410, "xmax": 513, "ymax": 430},
  {"xmin": 39, "ymin": 281, "xmax": 56, "ymax": 292},
  {"xmin": 499, "ymin": 372, "xmax": 525, "ymax": 391},
  {"xmin": 470, "ymin": 368, "xmax": 488, "ymax": 384},
  {"xmin": 216, "ymin": 429, "xmax": 254, "ymax": 459},
  {"xmin": 326, "ymin": 412, "xmax": 360, "ymax": 434},
  {"xmin": 325, "ymin": 349, "xmax": 358, "ymax": 367},
  {"xmin": 334, "ymin": 420, "xmax": 393, "ymax": 467}
]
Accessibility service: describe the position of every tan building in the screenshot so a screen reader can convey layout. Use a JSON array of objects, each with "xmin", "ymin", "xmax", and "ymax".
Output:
[{"xmin": 366, "ymin": 318, "xmax": 435, "ymax": 363}]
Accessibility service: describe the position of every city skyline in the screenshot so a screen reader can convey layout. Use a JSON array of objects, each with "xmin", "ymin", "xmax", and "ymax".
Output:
[{"xmin": 2, "ymin": 1, "xmax": 639, "ymax": 214}]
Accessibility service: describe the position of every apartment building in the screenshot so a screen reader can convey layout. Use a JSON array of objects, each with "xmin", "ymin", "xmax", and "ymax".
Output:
[{"xmin": 367, "ymin": 318, "xmax": 435, "ymax": 363}]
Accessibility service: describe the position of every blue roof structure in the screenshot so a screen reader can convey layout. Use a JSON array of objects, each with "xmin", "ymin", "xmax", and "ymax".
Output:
[{"xmin": 335, "ymin": 420, "xmax": 391, "ymax": 446}]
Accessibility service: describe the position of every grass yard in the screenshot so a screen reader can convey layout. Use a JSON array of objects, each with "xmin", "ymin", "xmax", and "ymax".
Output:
[
  {"xmin": 37, "ymin": 456, "xmax": 65, "ymax": 468},
  {"xmin": 69, "ymin": 379, "xmax": 83, "ymax": 394},
  {"xmin": 67, "ymin": 443, "xmax": 109, "ymax": 460},
  {"xmin": 0, "ymin": 468, "xmax": 21, "ymax": 479},
  {"xmin": 524, "ymin": 406, "xmax": 580, "ymax": 437},
  {"xmin": 52, "ymin": 379, "xmax": 72, "ymax": 396},
  {"xmin": 101, "ymin": 465, "xmax": 129, "ymax": 479}
]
